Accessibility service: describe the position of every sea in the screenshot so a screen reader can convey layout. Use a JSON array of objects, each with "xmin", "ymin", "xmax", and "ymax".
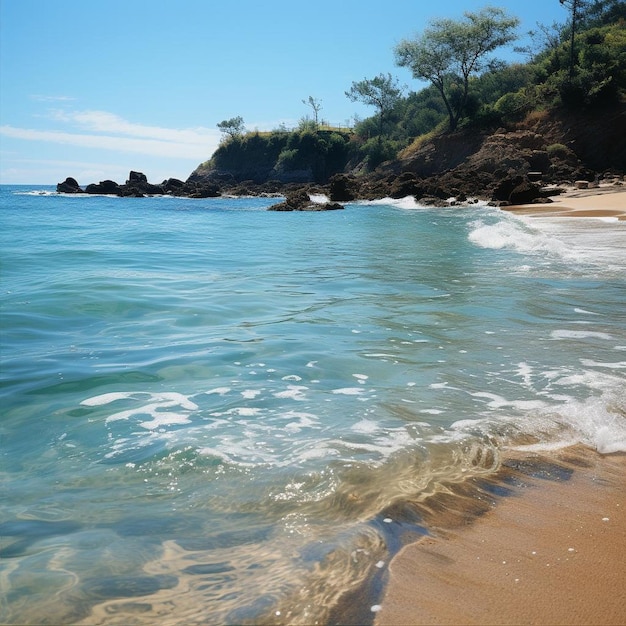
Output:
[{"xmin": 1, "ymin": 185, "xmax": 625, "ymax": 625}]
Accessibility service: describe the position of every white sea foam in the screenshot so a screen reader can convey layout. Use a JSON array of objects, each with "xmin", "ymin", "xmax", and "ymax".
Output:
[
  {"xmin": 205, "ymin": 387, "xmax": 231, "ymax": 396},
  {"xmin": 283, "ymin": 411, "xmax": 319, "ymax": 432},
  {"xmin": 364, "ymin": 196, "xmax": 424, "ymax": 210},
  {"xmin": 351, "ymin": 419, "xmax": 380, "ymax": 433},
  {"xmin": 468, "ymin": 218, "xmax": 570, "ymax": 256},
  {"xmin": 522, "ymin": 217, "xmax": 626, "ymax": 272},
  {"xmin": 452, "ymin": 376, "xmax": 626, "ymax": 455},
  {"xmin": 81, "ymin": 391, "xmax": 137, "ymax": 406},
  {"xmin": 551, "ymin": 330, "xmax": 613, "ymax": 340},
  {"xmin": 139, "ymin": 412, "xmax": 191, "ymax": 430},
  {"xmin": 309, "ymin": 194, "xmax": 329, "ymax": 203},
  {"xmin": 332, "ymin": 387, "xmax": 366, "ymax": 395},
  {"xmin": 225, "ymin": 407, "xmax": 263, "ymax": 417},
  {"xmin": 579, "ymin": 359, "xmax": 626, "ymax": 369},
  {"xmin": 274, "ymin": 385, "xmax": 308, "ymax": 400}
]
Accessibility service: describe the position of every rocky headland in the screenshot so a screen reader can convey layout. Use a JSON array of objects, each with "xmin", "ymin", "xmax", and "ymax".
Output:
[{"xmin": 57, "ymin": 105, "xmax": 625, "ymax": 209}]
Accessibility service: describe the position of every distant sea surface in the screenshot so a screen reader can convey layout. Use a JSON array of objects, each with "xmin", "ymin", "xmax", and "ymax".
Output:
[{"xmin": 2, "ymin": 185, "xmax": 625, "ymax": 625}]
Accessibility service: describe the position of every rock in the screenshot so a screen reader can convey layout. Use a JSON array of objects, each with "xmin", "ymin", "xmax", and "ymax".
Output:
[
  {"xmin": 575, "ymin": 180, "xmax": 589, "ymax": 189},
  {"xmin": 509, "ymin": 180, "xmax": 541, "ymax": 204},
  {"xmin": 85, "ymin": 180, "xmax": 122, "ymax": 195},
  {"xmin": 189, "ymin": 184, "xmax": 221, "ymax": 198},
  {"xmin": 329, "ymin": 174, "xmax": 357, "ymax": 201},
  {"xmin": 311, "ymin": 202, "xmax": 344, "ymax": 211},
  {"xmin": 268, "ymin": 189, "xmax": 343, "ymax": 211},
  {"xmin": 492, "ymin": 175, "xmax": 525, "ymax": 202},
  {"xmin": 162, "ymin": 178, "xmax": 185, "ymax": 193},
  {"xmin": 126, "ymin": 171, "xmax": 148, "ymax": 185},
  {"xmin": 56, "ymin": 177, "xmax": 82, "ymax": 193},
  {"xmin": 389, "ymin": 172, "xmax": 425, "ymax": 199}
]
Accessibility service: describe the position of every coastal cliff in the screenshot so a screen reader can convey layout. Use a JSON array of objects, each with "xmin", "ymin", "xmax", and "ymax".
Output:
[
  {"xmin": 185, "ymin": 100, "xmax": 626, "ymax": 205},
  {"xmin": 57, "ymin": 103, "xmax": 625, "ymax": 206}
]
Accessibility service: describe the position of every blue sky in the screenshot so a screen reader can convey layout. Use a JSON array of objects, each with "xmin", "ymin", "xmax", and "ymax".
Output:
[{"xmin": 0, "ymin": 0, "xmax": 568, "ymax": 185}]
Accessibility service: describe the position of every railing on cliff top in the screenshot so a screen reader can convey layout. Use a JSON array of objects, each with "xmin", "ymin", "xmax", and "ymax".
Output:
[{"xmin": 253, "ymin": 122, "xmax": 355, "ymax": 135}]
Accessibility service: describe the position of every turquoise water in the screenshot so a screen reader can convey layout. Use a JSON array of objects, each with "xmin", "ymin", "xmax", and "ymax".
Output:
[{"xmin": 1, "ymin": 186, "xmax": 625, "ymax": 624}]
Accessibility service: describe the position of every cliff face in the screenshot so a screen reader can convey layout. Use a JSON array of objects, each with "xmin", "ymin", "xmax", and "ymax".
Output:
[
  {"xmin": 185, "ymin": 102, "xmax": 625, "ymax": 201},
  {"xmin": 530, "ymin": 105, "xmax": 626, "ymax": 173},
  {"xmin": 389, "ymin": 101, "xmax": 626, "ymax": 197}
]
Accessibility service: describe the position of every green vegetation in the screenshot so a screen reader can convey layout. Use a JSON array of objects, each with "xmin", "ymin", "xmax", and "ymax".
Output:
[
  {"xmin": 210, "ymin": 128, "xmax": 353, "ymax": 183},
  {"xmin": 208, "ymin": 1, "xmax": 625, "ymax": 181},
  {"xmin": 395, "ymin": 7, "xmax": 520, "ymax": 131},
  {"xmin": 217, "ymin": 116, "xmax": 246, "ymax": 138}
]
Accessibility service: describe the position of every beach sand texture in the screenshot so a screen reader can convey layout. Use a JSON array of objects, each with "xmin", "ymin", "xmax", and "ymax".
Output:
[
  {"xmin": 376, "ymin": 449, "xmax": 626, "ymax": 625},
  {"xmin": 504, "ymin": 185, "xmax": 626, "ymax": 219}
]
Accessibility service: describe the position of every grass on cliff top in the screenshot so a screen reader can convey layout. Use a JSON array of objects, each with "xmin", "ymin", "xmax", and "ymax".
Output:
[{"xmin": 398, "ymin": 122, "xmax": 448, "ymax": 160}]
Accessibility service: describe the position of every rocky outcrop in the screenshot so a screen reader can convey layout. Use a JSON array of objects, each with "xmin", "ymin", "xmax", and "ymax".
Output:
[
  {"xmin": 85, "ymin": 180, "xmax": 122, "ymax": 195},
  {"xmin": 268, "ymin": 189, "xmax": 343, "ymax": 211},
  {"xmin": 56, "ymin": 177, "xmax": 83, "ymax": 193},
  {"xmin": 328, "ymin": 174, "xmax": 357, "ymax": 201},
  {"xmin": 56, "ymin": 104, "xmax": 623, "ymax": 206},
  {"xmin": 56, "ymin": 171, "xmax": 223, "ymax": 198}
]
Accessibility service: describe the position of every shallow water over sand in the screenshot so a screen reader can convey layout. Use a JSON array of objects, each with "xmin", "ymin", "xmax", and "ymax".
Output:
[{"xmin": 1, "ymin": 187, "xmax": 625, "ymax": 624}]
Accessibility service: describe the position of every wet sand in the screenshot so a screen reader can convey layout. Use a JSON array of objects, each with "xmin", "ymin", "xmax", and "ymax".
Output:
[
  {"xmin": 503, "ymin": 185, "xmax": 626, "ymax": 219},
  {"xmin": 375, "ymin": 450, "xmax": 626, "ymax": 625},
  {"xmin": 376, "ymin": 187, "xmax": 626, "ymax": 625}
]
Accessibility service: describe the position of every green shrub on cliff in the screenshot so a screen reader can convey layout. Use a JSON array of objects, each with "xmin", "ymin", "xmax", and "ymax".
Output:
[
  {"xmin": 533, "ymin": 22, "xmax": 626, "ymax": 108},
  {"xmin": 210, "ymin": 129, "xmax": 353, "ymax": 183}
]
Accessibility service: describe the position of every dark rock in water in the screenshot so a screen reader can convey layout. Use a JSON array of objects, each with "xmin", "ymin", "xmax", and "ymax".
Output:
[
  {"xmin": 85, "ymin": 180, "xmax": 122, "ymax": 195},
  {"xmin": 126, "ymin": 170, "xmax": 148, "ymax": 185},
  {"xmin": 163, "ymin": 178, "xmax": 185, "ymax": 193},
  {"xmin": 121, "ymin": 170, "xmax": 164, "ymax": 195},
  {"xmin": 189, "ymin": 184, "xmax": 221, "ymax": 198},
  {"xmin": 268, "ymin": 188, "xmax": 343, "ymax": 211},
  {"xmin": 56, "ymin": 177, "xmax": 83, "ymax": 193}
]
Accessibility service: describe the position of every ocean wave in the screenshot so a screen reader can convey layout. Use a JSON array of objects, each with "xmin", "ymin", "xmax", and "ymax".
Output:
[{"xmin": 468, "ymin": 215, "xmax": 571, "ymax": 256}]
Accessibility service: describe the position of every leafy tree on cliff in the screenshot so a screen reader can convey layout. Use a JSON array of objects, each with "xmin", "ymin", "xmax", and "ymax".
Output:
[
  {"xmin": 217, "ymin": 116, "xmax": 246, "ymax": 139},
  {"xmin": 345, "ymin": 73, "xmax": 404, "ymax": 143},
  {"xmin": 394, "ymin": 6, "xmax": 520, "ymax": 130}
]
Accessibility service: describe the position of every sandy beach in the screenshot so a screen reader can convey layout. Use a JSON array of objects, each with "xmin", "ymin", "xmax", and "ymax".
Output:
[
  {"xmin": 502, "ymin": 184, "xmax": 626, "ymax": 219},
  {"xmin": 375, "ymin": 448, "xmax": 626, "ymax": 625},
  {"xmin": 376, "ymin": 185, "xmax": 626, "ymax": 625}
]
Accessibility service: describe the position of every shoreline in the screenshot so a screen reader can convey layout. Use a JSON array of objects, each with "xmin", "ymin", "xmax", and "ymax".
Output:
[
  {"xmin": 374, "ymin": 186, "xmax": 625, "ymax": 626},
  {"xmin": 503, "ymin": 185, "xmax": 626, "ymax": 219},
  {"xmin": 375, "ymin": 448, "xmax": 626, "ymax": 625}
]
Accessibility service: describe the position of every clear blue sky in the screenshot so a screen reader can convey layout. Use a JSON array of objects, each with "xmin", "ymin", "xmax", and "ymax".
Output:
[{"xmin": 0, "ymin": 0, "xmax": 568, "ymax": 185}]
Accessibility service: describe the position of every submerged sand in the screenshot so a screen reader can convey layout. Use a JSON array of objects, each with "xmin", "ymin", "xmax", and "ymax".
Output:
[
  {"xmin": 503, "ymin": 185, "xmax": 626, "ymax": 219},
  {"xmin": 375, "ymin": 449, "xmax": 626, "ymax": 625}
]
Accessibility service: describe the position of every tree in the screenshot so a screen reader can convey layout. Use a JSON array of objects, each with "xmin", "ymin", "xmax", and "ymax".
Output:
[
  {"xmin": 217, "ymin": 116, "xmax": 246, "ymax": 139},
  {"xmin": 302, "ymin": 96, "xmax": 322, "ymax": 129},
  {"xmin": 394, "ymin": 6, "xmax": 520, "ymax": 130},
  {"xmin": 345, "ymin": 73, "xmax": 404, "ymax": 142}
]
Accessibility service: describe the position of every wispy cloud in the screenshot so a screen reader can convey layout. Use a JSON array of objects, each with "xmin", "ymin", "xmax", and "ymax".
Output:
[
  {"xmin": 0, "ymin": 124, "xmax": 217, "ymax": 160},
  {"xmin": 47, "ymin": 109, "xmax": 219, "ymax": 146},
  {"xmin": 0, "ymin": 109, "xmax": 221, "ymax": 160}
]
